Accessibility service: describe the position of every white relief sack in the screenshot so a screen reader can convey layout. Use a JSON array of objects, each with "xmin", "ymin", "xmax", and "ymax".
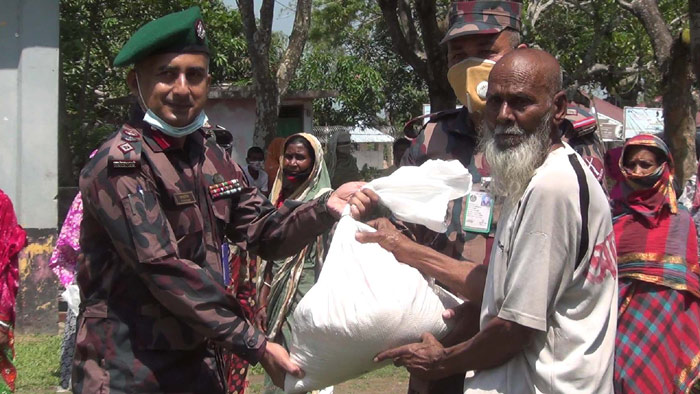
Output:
[{"xmin": 284, "ymin": 160, "xmax": 472, "ymax": 393}]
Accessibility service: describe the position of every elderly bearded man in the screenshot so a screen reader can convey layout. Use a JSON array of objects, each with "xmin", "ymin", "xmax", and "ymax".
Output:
[{"xmin": 359, "ymin": 49, "xmax": 617, "ymax": 393}]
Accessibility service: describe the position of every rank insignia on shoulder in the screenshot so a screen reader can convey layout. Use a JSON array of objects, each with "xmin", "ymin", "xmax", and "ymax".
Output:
[
  {"xmin": 118, "ymin": 142, "xmax": 134, "ymax": 153},
  {"xmin": 109, "ymin": 159, "xmax": 139, "ymax": 169},
  {"xmin": 209, "ymin": 179, "xmax": 242, "ymax": 199},
  {"xmin": 122, "ymin": 129, "xmax": 140, "ymax": 138}
]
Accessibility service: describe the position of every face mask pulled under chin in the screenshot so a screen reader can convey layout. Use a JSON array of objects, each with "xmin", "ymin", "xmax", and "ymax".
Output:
[
  {"xmin": 447, "ymin": 57, "xmax": 496, "ymax": 115},
  {"xmin": 134, "ymin": 72, "xmax": 208, "ymax": 138},
  {"xmin": 142, "ymin": 109, "xmax": 208, "ymax": 138}
]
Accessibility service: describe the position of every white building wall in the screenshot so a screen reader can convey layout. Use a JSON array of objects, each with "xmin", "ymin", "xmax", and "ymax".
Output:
[
  {"xmin": 206, "ymin": 98, "xmax": 257, "ymax": 166},
  {"xmin": 206, "ymin": 98, "xmax": 315, "ymax": 166},
  {"xmin": 0, "ymin": 0, "xmax": 59, "ymax": 228},
  {"xmin": 355, "ymin": 149, "xmax": 387, "ymax": 170}
]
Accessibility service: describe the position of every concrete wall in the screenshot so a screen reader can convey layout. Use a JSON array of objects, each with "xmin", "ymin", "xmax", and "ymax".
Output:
[
  {"xmin": 206, "ymin": 98, "xmax": 257, "ymax": 165},
  {"xmin": 0, "ymin": 0, "xmax": 59, "ymax": 228},
  {"xmin": 0, "ymin": 0, "xmax": 60, "ymax": 334}
]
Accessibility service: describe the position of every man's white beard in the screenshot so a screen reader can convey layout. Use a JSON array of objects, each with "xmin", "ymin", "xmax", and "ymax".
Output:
[{"xmin": 479, "ymin": 111, "xmax": 553, "ymax": 200}]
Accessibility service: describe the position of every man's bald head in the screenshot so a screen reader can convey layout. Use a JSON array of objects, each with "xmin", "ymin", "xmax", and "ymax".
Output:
[{"xmin": 492, "ymin": 48, "xmax": 562, "ymax": 97}]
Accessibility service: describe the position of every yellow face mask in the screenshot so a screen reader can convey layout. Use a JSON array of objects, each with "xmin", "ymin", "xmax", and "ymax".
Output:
[{"xmin": 447, "ymin": 57, "xmax": 496, "ymax": 115}]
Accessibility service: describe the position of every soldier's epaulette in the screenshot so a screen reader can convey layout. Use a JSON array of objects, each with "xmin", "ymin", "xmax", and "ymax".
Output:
[
  {"xmin": 107, "ymin": 125, "xmax": 143, "ymax": 171},
  {"xmin": 403, "ymin": 108, "xmax": 463, "ymax": 138}
]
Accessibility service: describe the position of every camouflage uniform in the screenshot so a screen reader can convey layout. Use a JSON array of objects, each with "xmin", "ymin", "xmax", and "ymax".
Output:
[
  {"xmin": 73, "ymin": 121, "xmax": 336, "ymax": 393},
  {"xmin": 441, "ymin": 1, "xmax": 522, "ymax": 43},
  {"xmin": 402, "ymin": 107, "xmax": 498, "ymax": 265},
  {"xmin": 562, "ymin": 110, "xmax": 607, "ymax": 190}
]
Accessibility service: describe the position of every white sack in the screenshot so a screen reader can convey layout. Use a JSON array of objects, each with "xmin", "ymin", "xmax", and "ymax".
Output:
[
  {"xmin": 365, "ymin": 159, "xmax": 473, "ymax": 233},
  {"xmin": 284, "ymin": 160, "xmax": 471, "ymax": 393},
  {"xmin": 61, "ymin": 283, "xmax": 81, "ymax": 316}
]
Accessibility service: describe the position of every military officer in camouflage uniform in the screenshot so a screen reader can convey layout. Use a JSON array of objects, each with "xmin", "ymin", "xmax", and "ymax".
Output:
[
  {"xmin": 73, "ymin": 7, "xmax": 375, "ymax": 393},
  {"xmin": 397, "ymin": 3, "xmax": 523, "ymax": 392},
  {"xmin": 400, "ymin": 1, "xmax": 523, "ymax": 268}
]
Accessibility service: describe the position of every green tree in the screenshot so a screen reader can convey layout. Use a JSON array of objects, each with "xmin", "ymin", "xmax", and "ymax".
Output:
[
  {"xmin": 292, "ymin": 0, "xmax": 427, "ymax": 131},
  {"xmin": 59, "ymin": 0, "xmax": 250, "ymax": 185}
]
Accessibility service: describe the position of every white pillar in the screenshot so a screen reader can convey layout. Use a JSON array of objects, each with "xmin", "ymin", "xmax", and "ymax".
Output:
[{"xmin": 0, "ymin": 0, "xmax": 59, "ymax": 229}]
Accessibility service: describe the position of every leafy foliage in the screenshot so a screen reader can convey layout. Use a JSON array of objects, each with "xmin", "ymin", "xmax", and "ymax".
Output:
[
  {"xmin": 523, "ymin": 0, "xmax": 688, "ymax": 105},
  {"xmin": 290, "ymin": 0, "xmax": 428, "ymax": 131}
]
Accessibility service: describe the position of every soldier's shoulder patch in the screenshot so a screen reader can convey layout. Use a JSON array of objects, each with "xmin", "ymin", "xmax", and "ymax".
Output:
[
  {"xmin": 403, "ymin": 108, "xmax": 463, "ymax": 138},
  {"xmin": 107, "ymin": 125, "xmax": 143, "ymax": 171}
]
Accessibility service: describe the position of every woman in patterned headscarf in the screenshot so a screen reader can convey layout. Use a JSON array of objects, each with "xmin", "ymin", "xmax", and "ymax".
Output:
[
  {"xmin": 255, "ymin": 133, "xmax": 332, "ymax": 394},
  {"xmin": 0, "ymin": 190, "xmax": 26, "ymax": 393},
  {"xmin": 613, "ymin": 134, "xmax": 700, "ymax": 393}
]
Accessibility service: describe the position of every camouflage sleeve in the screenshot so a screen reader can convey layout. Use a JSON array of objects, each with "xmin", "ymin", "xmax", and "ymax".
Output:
[
  {"xmin": 400, "ymin": 130, "xmax": 427, "ymax": 167},
  {"xmin": 80, "ymin": 166, "xmax": 267, "ymax": 364},
  {"xmin": 226, "ymin": 189, "xmax": 337, "ymax": 261}
]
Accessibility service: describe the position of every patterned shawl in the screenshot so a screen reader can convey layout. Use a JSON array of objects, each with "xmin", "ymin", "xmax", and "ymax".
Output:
[
  {"xmin": 259, "ymin": 133, "xmax": 332, "ymax": 340},
  {"xmin": 612, "ymin": 134, "xmax": 700, "ymax": 297},
  {"xmin": 49, "ymin": 193, "xmax": 83, "ymax": 287},
  {"xmin": 0, "ymin": 190, "xmax": 25, "ymax": 326}
]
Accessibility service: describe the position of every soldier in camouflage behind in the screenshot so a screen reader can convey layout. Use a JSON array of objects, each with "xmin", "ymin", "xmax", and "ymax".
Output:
[
  {"xmin": 561, "ymin": 106, "xmax": 607, "ymax": 190},
  {"xmin": 73, "ymin": 7, "xmax": 376, "ymax": 393},
  {"xmin": 401, "ymin": 0, "xmax": 524, "ymax": 270}
]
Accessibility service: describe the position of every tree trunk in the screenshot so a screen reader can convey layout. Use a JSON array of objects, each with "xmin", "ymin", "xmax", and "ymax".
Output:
[
  {"xmin": 617, "ymin": 0, "xmax": 693, "ymax": 183},
  {"xmin": 377, "ymin": 0, "xmax": 455, "ymax": 113},
  {"xmin": 428, "ymin": 82, "xmax": 456, "ymax": 112},
  {"xmin": 663, "ymin": 37, "xmax": 697, "ymax": 185},
  {"xmin": 617, "ymin": 0, "xmax": 672, "ymax": 67},
  {"xmin": 253, "ymin": 79, "xmax": 281, "ymax": 148},
  {"xmin": 276, "ymin": 0, "xmax": 312, "ymax": 97},
  {"xmin": 690, "ymin": 0, "xmax": 700, "ymax": 81},
  {"xmin": 415, "ymin": 0, "xmax": 454, "ymax": 112},
  {"xmin": 237, "ymin": 0, "xmax": 311, "ymax": 145}
]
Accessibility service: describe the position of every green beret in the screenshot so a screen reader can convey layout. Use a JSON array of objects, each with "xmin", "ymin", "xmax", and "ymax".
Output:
[{"xmin": 113, "ymin": 6, "xmax": 209, "ymax": 67}]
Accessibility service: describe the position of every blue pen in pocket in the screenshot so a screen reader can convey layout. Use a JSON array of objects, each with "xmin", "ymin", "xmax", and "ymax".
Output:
[{"xmin": 221, "ymin": 242, "xmax": 231, "ymax": 286}]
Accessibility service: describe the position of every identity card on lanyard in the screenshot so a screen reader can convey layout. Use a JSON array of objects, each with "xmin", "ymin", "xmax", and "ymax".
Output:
[{"xmin": 463, "ymin": 191, "xmax": 494, "ymax": 233}]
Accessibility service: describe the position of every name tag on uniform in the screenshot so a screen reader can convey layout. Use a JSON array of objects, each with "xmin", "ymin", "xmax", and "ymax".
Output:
[
  {"xmin": 173, "ymin": 191, "xmax": 196, "ymax": 206},
  {"xmin": 463, "ymin": 191, "xmax": 493, "ymax": 233}
]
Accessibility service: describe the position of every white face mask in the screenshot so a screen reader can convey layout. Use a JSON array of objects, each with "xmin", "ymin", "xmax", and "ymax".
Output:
[
  {"xmin": 248, "ymin": 160, "xmax": 264, "ymax": 170},
  {"xmin": 143, "ymin": 109, "xmax": 208, "ymax": 138},
  {"xmin": 135, "ymin": 72, "xmax": 207, "ymax": 138}
]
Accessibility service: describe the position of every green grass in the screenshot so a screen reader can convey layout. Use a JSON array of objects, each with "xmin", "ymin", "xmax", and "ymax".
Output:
[
  {"xmin": 248, "ymin": 362, "xmax": 408, "ymax": 393},
  {"xmin": 14, "ymin": 335, "xmax": 61, "ymax": 392}
]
